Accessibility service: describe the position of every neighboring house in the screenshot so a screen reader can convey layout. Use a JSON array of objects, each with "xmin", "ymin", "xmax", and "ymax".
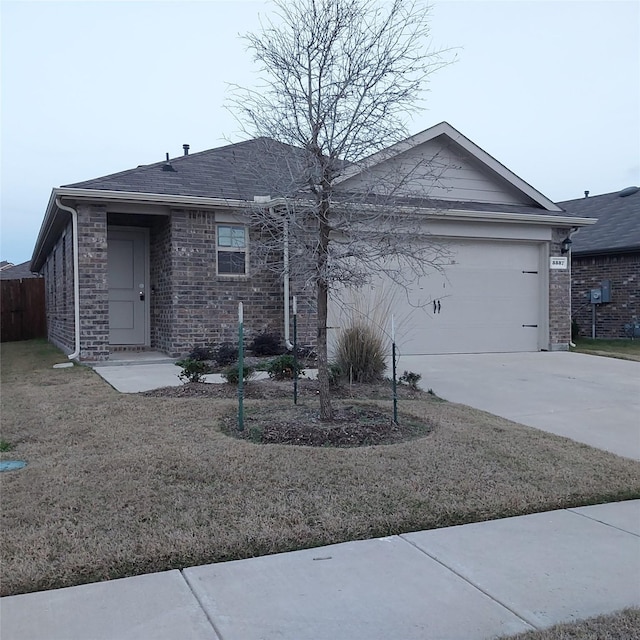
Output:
[
  {"xmin": 0, "ymin": 261, "xmax": 41, "ymax": 280},
  {"xmin": 0, "ymin": 260, "xmax": 15, "ymax": 271},
  {"xmin": 31, "ymin": 122, "xmax": 595, "ymax": 362},
  {"xmin": 559, "ymin": 187, "xmax": 640, "ymax": 339}
]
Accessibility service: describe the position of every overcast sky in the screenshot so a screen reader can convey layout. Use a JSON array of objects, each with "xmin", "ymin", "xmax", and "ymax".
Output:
[{"xmin": 1, "ymin": 0, "xmax": 638, "ymax": 265}]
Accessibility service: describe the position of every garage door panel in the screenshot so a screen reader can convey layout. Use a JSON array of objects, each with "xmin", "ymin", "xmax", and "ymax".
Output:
[{"xmin": 330, "ymin": 239, "xmax": 544, "ymax": 355}]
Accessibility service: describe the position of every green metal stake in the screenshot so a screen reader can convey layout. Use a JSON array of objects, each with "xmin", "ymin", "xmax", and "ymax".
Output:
[
  {"xmin": 238, "ymin": 302, "xmax": 244, "ymax": 431},
  {"xmin": 293, "ymin": 295, "xmax": 298, "ymax": 405},
  {"xmin": 392, "ymin": 315, "xmax": 398, "ymax": 424}
]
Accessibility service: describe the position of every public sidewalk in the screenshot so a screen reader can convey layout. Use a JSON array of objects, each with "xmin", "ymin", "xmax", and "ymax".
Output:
[{"xmin": 2, "ymin": 500, "xmax": 638, "ymax": 640}]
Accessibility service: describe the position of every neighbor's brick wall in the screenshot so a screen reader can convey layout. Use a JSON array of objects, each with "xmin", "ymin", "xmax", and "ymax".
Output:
[
  {"xmin": 159, "ymin": 209, "xmax": 316, "ymax": 358},
  {"xmin": 76, "ymin": 204, "xmax": 109, "ymax": 360},
  {"xmin": 548, "ymin": 227, "xmax": 572, "ymax": 350},
  {"xmin": 44, "ymin": 219, "xmax": 75, "ymax": 354},
  {"xmin": 571, "ymin": 252, "xmax": 639, "ymax": 338}
]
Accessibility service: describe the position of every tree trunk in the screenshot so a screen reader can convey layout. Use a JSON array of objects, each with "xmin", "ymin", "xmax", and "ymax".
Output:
[
  {"xmin": 317, "ymin": 278, "xmax": 333, "ymax": 420},
  {"xmin": 316, "ymin": 187, "xmax": 334, "ymax": 421}
]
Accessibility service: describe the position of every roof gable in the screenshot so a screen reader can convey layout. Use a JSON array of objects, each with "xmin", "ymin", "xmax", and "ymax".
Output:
[
  {"xmin": 559, "ymin": 187, "xmax": 640, "ymax": 254},
  {"xmin": 336, "ymin": 122, "xmax": 562, "ymax": 211}
]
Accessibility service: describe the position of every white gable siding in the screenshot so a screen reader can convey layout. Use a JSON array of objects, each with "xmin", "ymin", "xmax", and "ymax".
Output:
[{"xmin": 338, "ymin": 137, "xmax": 538, "ymax": 206}]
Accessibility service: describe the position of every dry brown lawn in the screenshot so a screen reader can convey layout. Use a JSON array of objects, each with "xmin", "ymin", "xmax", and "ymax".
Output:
[
  {"xmin": 2, "ymin": 340, "xmax": 639, "ymax": 597},
  {"xmin": 500, "ymin": 608, "xmax": 640, "ymax": 639}
]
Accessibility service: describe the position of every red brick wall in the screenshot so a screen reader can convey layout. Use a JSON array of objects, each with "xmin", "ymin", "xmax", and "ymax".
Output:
[{"xmin": 571, "ymin": 252, "xmax": 639, "ymax": 338}]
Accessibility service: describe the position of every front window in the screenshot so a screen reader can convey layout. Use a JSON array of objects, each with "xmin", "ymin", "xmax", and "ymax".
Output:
[{"xmin": 217, "ymin": 225, "xmax": 247, "ymax": 274}]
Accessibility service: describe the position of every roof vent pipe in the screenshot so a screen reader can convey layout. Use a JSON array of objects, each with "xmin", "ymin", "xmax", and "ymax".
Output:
[
  {"xmin": 584, "ymin": 190, "xmax": 589, "ymax": 198},
  {"xmin": 183, "ymin": 144, "xmax": 190, "ymax": 156},
  {"xmin": 162, "ymin": 153, "xmax": 176, "ymax": 172}
]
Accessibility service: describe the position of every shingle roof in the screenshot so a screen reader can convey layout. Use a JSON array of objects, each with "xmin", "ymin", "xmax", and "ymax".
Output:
[
  {"xmin": 66, "ymin": 138, "xmax": 310, "ymax": 200},
  {"xmin": 0, "ymin": 261, "xmax": 41, "ymax": 280},
  {"xmin": 66, "ymin": 135, "xmax": 576, "ymax": 218},
  {"xmin": 558, "ymin": 187, "xmax": 640, "ymax": 255}
]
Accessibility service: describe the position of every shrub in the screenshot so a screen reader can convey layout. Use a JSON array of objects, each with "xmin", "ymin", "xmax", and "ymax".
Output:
[
  {"xmin": 214, "ymin": 343, "xmax": 239, "ymax": 367},
  {"xmin": 399, "ymin": 370, "xmax": 422, "ymax": 389},
  {"xmin": 188, "ymin": 345, "xmax": 215, "ymax": 361},
  {"xmin": 250, "ymin": 332, "xmax": 283, "ymax": 356},
  {"xmin": 571, "ymin": 319, "xmax": 580, "ymax": 341},
  {"xmin": 328, "ymin": 362, "xmax": 342, "ymax": 386},
  {"xmin": 221, "ymin": 364, "xmax": 255, "ymax": 384},
  {"xmin": 335, "ymin": 321, "xmax": 387, "ymax": 383},
  {"xmin": 267, "ymin": 354, "xmax": 302, "ymax": 380},
  {"xmin": 176, "ymin": 358, "xmax": 209, "ymax": 383}
]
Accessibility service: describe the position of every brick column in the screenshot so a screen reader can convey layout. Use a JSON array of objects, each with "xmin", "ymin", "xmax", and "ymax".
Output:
[
  {"xmin": 548, "ymin": 227, "xmax": 571, "ymax": 350},
  {"xmin": 77, "ymin": 204, "xmax": 109, "ymax": 360}
]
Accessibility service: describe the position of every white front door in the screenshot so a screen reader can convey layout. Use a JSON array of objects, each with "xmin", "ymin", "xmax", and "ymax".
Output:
[{"xmin": 107, "ymin": 228, "xmax": 148, "ymax": 345}]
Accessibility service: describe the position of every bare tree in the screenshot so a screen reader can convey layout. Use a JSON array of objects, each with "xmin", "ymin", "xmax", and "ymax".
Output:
[{"xmin": 229, "ymin": 0, "xmax": 454, "ymax": 420}]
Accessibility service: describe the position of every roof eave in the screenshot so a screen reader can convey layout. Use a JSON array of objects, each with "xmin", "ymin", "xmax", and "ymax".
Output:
[
  {"xmin": 267, "ymin": 197, "xmax": 596, "ymax": 226},
  {"xmin": 31, "ymin": 188, "xmax": 252, "ymax": 272}
]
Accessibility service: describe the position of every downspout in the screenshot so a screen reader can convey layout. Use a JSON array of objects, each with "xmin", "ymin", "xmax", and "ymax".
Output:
[
  {"xmin": 281, "ymin": 209, "xmax": 294, "ymax": 350},
  {"xmin": 56, "ymin": 199, "xmax": 81, "ymax": 360}
]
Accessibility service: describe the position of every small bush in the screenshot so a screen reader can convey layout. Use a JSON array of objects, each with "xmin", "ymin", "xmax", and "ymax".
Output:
[
  {"xmin": 571, "ymin": 318, "xmax": 580, "ymax": 341},
  {"xmin": 188, "ymin": 345, "xmax": 215, "ymax": 361},
  {"xmin": 335, "ymin": 321, "xmax": 386, "ymax": 383},
  {"xmin": 176, "ymin": 358, "xmax": 209, "ymax": 383},
  {"xmin": 328, "ymin": 362, "xmax": 342, "ymax": 386},
  {"xmin": 399, "ymin": 370, "xmax": 422, "ymax": 389},
  {"xmin": 215, "ymin": 343, "xmax": 239, "ymax": 367},
  {"xmin": 250, "ymin": 332, "xmax": 283, "ymax": 356},
  {"xmin": 221, "ymin": 364, "xmax": 255, "ymax": 384},
  {"xmin": 267, "ymin": 354, "xmax": 302, "ymax": 380}
]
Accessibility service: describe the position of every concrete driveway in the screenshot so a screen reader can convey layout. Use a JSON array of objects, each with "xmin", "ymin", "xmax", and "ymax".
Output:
[{"xmin": 398, "ymin": 351, "xmax": 640, "ymax": 461}]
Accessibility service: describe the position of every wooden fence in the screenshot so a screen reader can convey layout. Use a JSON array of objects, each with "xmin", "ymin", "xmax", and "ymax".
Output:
[{"xmin": 1, "ymin": 278, "xmax": 46, "ymax": 342}]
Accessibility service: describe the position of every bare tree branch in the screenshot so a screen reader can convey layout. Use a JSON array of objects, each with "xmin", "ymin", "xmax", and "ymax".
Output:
[{"xmin": 227, "ymin": 0, "xmax": 456, "ymax": 420}]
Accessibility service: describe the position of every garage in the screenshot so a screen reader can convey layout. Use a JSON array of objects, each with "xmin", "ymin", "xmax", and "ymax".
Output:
[
  {"xmin": 393, "ymin": 240, "xmax": 544, "ymax": 355},
  {"xmin": 331, "ymin": 238, "xmax": 546, "ymax": 356}
]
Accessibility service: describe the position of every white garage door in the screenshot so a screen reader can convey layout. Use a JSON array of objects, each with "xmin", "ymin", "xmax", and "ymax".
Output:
[{"xmin": 331, "ymin": 240, "xmax": 544, "ymax": 355}]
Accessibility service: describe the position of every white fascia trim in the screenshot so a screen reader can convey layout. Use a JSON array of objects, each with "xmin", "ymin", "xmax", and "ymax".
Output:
[
  {"xmin": 53, "ymin": 187, "xmax": 249, "ymax": 209},
  {"xmin": 263, "ymin": 196, "xmax": 596, "ymax": 227},
  {"xmin": 432, "ymin": 209, "xmax": 597, "ymax": 227}
]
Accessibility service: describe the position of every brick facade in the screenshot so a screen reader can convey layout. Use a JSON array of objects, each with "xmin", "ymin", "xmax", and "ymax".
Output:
[
  {"xmin": 42, "ymin": 205, "xmax": 572, "ymax": 359},
  {"xmin": 571, "ymin": 252, "xmax": 639, "ymax": 338},
  {"xmin": 44, "ymin": 219, "xmax": 75, "ymax": 353},
  {"xmin": 50, "ymin": 207, "xmax": 317, "ymax": 361},
  {"xmin": 548, "ymin": 227, "xmax": 572, "ymax": 350}
]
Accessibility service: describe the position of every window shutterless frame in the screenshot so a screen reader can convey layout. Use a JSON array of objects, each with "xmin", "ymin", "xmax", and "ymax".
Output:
[{"xmin": 216, "ymin": 224, "xmax": 248, "ymax": 275}]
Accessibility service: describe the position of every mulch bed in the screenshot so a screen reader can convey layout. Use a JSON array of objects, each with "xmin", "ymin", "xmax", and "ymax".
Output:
[
  {"xmin": 143, "ymin": 379, "xmax": 433, "ymax": 446},
  {"xmin": 142, "ymin": 378, "xmax": 426, "ymax": 401}
]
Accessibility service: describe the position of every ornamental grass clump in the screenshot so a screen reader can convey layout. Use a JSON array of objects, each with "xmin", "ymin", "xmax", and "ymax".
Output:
[{"xmin": 335, "ymin": 321, "xmax": 387, "ymax": 383}]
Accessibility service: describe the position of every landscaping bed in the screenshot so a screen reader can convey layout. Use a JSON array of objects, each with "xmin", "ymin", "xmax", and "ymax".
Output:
[{"xmin": 2, "ymin": 340, "xmax": 639, "ymax": 597}]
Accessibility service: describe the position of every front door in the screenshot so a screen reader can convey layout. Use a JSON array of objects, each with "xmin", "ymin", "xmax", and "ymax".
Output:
[{"xmin": 107, "ymin": 228, "xmax": 148, "ymax": 345}]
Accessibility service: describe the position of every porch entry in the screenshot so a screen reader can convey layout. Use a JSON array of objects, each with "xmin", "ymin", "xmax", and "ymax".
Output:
[{"xmin": 107, "ymin": 228, "xmax": 149, "ymax": 345}]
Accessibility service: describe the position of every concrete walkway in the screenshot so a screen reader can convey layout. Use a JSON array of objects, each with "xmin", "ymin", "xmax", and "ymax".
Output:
[{"xmin": 2, "ymin": 500, "xmax": 638, "ymax": 640}]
